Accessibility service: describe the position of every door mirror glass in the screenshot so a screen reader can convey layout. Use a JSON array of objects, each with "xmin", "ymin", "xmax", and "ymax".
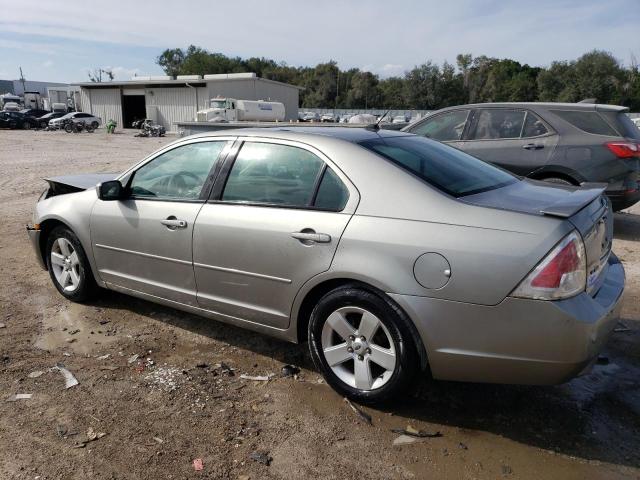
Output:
[{"xmin": 98, "ymin": 180, "xmax": 126, "ymax": 201}]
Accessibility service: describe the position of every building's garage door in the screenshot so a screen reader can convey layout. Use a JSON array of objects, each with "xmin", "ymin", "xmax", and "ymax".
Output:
[
  {"xmin": 87, "ymin": 89, "xmax": 123, "ymax": 127},
  {"xmin": 145, "ymin": 88, "xmax": 199, "ymax": 132}
]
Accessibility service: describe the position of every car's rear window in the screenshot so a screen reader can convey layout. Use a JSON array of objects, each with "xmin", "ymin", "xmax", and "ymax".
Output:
[
  {"xmin": 359, "ymin": 136, "xmax": 517, "ymax": 197},
  {"xmin": 550, "ymin": 110, "xmax": 618, "ymax": 136},
  {"xmin": 599, "ymin": 111, "xmax": 640, "ymax": 140}
]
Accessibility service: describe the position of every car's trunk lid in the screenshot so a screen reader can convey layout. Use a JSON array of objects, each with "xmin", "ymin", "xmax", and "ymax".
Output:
[{"xmin": 462, "ymin": 179, "xmax": 612, "ymax": 296}]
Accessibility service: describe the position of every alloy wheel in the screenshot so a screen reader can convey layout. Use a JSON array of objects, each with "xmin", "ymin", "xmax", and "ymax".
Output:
[
  {"xmin": 320, "ymin": 306, "xmax": 397, "ymax": 390},
  {"xmin": 50, "ymin": 238, "xmax": 81, "ymax": 292}
]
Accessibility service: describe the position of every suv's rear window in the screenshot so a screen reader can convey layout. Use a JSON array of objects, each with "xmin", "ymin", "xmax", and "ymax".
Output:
[
  {"xmin": 599, "ymin": 111, "xmax": 640, "ymax": 140},
  {"xmin": 551, "ymin": 110, "xmax": 618, "ymax": 136},
  {"xmin": 359, "ymin": 136, "xmax": 516, "ymax": 197}
]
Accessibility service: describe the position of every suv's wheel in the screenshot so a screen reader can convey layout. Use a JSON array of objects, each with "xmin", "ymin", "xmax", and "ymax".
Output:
[
  {"xmin": 308, "ymin": 285, "xmax": 418, "ymax": 404},
  {"xmin": 91, "ymin": 121, "xmax": 99, "ymax": 129},
  {"xmin": 46, "ymin": 226, "xmax": 96, "ymax": 302}
]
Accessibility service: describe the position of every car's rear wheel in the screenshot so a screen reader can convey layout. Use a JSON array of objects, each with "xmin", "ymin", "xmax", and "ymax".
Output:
[
  {"xmin": 46, "ymin": 226, "xmax": 96, "ymax": 302},
  {"xmin": 40, "ymin": 121, "xmax": 48, "ymax": 129},
  {"xmin": 91, "ymin": 121, "xmax": 99, "ymax": 129},
  {"xmin": 23, "ymin": 122, "xmax": 31, "ymax": 130},
  {"xmin": 308, "ymin": 285, "xmax": 418, "ymax": 404}
]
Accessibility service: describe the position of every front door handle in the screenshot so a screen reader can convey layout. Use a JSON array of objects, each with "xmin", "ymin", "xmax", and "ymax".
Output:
[
  {"xmin": 522, "ymin": 143, "xmax": 544, "ymax": 150},
  {"xmin": 291, "ymin": 230, "xmax": 331, "ymax": 244},
  {"xmin": 161, "ymin": 217, "xmax": 187, "ymax": 230}
]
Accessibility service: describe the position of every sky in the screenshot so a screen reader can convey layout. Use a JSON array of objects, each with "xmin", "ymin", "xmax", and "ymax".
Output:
[{"xmin": 0, "ymin": 0, "xmax": 639, "ymax": 83}]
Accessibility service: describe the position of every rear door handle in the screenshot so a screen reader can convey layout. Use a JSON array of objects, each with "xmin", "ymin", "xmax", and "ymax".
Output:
[
  {"xmin": 161, "ymin": 217, "xmax": 187, "ymax": 229},
  {"xmin": 291, "ymin": 231, "xmax": 331, "ymax": 243},
  {"xmin": 522, "ymin": 143, "xmax": 544, "ymax": 150}
]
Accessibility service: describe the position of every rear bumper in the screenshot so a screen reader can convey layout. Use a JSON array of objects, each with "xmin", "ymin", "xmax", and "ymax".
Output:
[
  {"xmin": 390, "ymin": 254, "xmax": 625, "ymax": 385},
  {"xmin": 26, "ymin": 225, "xmax": 46, "ymax": 269}
]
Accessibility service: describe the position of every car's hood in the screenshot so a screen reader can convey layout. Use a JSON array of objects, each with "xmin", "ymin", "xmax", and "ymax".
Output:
[
  {"xmin": 461, "ymin": 179, "xmax": 606, "ymax": 218},
  {"xmin": 45, "ymin": 173, "xmax": 117, "ymax": 191}
]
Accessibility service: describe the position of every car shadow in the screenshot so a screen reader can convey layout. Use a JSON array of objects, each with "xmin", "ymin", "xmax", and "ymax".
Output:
[
  {"xmin": 87, "ymin": 289, "xmax": 640, "ymax": 469},
  {"xmin": 614, "ymin": 211, "xmax": 640, "ymax": 242}
]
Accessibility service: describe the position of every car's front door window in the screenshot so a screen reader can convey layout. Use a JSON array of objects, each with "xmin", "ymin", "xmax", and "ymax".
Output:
[
  {"xmin": 130, "ymin": 141, "xmax": 228, "ymax": 200},
  {"xmin": 410, "ymin": 110, "xmax": 470, "ymax": 141},
  {"xmin": 468, "ymin": 109, "xmax": 526, "ymax": 140}
]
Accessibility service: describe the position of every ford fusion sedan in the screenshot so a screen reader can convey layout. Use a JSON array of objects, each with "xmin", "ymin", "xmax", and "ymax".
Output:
[
  {"xmin": 403, "ymin": 102, "xmax": 640, "ymax": 211},
  {"xmin": 27, "ymin": 127, "xmax": 624, "ymax": 403}
]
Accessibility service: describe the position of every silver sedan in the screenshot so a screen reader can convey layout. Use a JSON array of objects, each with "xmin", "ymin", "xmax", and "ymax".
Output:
[{"xmin": 27, "ymin": 127, "xmax": 625, "ymax": 403}]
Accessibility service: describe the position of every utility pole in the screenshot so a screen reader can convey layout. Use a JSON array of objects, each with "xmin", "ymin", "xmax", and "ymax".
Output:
[
  {"xmin": 335, "ymin": 69, "xmax": 339, "ymax": 111},
  {"xmin": 19, "ymin": 67, "xmax": 26, "ymax": 96}
]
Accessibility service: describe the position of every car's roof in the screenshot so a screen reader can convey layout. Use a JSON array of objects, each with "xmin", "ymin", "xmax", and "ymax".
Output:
[
  {"xmin": 184, "ymin": 126, "xmax": 413, "ymax": 144},
  {"xmin": 435, "ymin": 102, "xmax": 628, "ymax": 112}
]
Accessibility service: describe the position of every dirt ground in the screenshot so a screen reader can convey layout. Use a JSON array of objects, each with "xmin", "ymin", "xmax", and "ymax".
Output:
[{"xmin": 0, "ymin": 129, "xmax": 639, "ymax": 480}]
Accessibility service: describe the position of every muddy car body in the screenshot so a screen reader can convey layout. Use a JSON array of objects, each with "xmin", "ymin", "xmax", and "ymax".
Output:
[{"xmin": 27, "ymin": 127, "xmax": 625, "ymax": 403}]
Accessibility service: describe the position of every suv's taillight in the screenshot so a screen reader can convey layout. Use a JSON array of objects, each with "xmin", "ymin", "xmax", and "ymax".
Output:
[
  {"xmin": 511, "ymin": 231, "xmax": 586, "ymax": 300},
  {"xmin": 606, "ymin": 141, "xmax": 640, "ymax": 159}
]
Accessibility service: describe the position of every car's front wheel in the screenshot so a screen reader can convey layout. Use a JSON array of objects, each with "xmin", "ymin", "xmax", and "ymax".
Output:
[
  {"xmin": 46, "ymin": 226, "xmax": 96, "ymax": 302},
  {"xmin": 23, "ymin": 121, "xmax": 31, "ymax": 130},
  {"xmin": 308, "ymin": 285, "xmax": 418, "ymax": 404}
]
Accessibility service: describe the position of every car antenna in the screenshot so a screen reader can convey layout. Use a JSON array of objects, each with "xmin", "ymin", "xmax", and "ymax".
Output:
[{"xmin": 365, "ymin": 110, "xmax": 390, "ymax": 131}]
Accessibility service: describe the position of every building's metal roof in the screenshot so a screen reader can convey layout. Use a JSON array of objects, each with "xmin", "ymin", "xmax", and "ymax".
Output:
[{"xmin": 73, "ymin": 75, "xmax": 304, "ymax": 90}]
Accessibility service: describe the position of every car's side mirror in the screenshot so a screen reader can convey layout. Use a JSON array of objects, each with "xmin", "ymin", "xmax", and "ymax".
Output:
[{"xmin": 97, "ymin": 180, "xmax": 126, "ymax": 201}]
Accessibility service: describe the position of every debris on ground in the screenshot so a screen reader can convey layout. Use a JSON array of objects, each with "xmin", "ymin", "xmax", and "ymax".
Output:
[
  {"xmin": 52, "ymin": 363, "xmax": 79, "ymax": 389},
  {"xmin": 96, "ymin": 354, "xmax": 110, "ymax": 360},
  {"xmin": 69, "ymin": 329, "xmax": 80, "ymax": 335},
  {"xmin": 344, "ymin": 397, "xmax": 372, "ymax": 425},
  {"xmin": 249, "ymin": 451, "xmax": 272, "ymax": 466},
  {"xmin": 393, "ymin": 435, "xmax": 417, "ymax": 446},
  {"xmin": 501, "ymin": 464, "xmax": 513, "ymax": 475},
  {"xmin": 193, "ymin": 458, "xmax": 203, "ymax": 471},
  {"xmin": 127, "ymin": 354, "xmax": 139, "ymax": 364},
  {"xmin": 100, "ymin": 366, "xmax": 118, "ymax": 371},
  {"xmin": 6, "ymin": 393, "xmax": 33, "ymax": 402},
  {"xmin": 144, "ymin": 366, "xmax": 184, "ymax": 391},
  {"xmin": 281, "ymin": 364, "xmax": 300, "ymax": 377},
  {"xmin": 28, "ymin": 370, "xmax": 45, "ymax": 378},
  {"xmin": 240, "ymin": 374, "xmax": 272, "ymax": 382},
  {"xmin": 152, "ymin": 437, "xmax": 164, "ymax": 444},
  {"xmin": 213, "ymin": 362, "xmax": 235, "ymax": 376},
  {"xmin": 72, "ymin": 427, "xmax": 107, "ymax": 448},
  {"xmin": 458, "ymin": 442, "xmax": 468, "ymax": 450},
  {"xmin": 614, "ymin": 321, "xmax": 631, "ymax": 333},
  {"xmin": 0, "ymin": 322, "xmax": 5, "ymax": 328},
  {"xmin": 391, "ymin": 425, "xmax": 442, "ymax": 438},
  {"xmin": 195, "ymin": 362, "xmax": 209, "ymax": 369}
]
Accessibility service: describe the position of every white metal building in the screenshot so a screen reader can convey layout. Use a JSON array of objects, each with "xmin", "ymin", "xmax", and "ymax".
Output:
[{"xmin": 74, "ymin": 73, "xmax": 302, "ymax": 131}]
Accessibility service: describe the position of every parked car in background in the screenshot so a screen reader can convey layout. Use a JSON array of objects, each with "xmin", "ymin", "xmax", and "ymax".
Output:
[
  {"xmin": 301, "ymin": 111, "xmax": 320, "ymax": 122},
  {"xmin": 392, "ymin": 115, "xmax": 409, "ymax": 124},
  {"xmin": 49, "ymin": 112, "xmax": 102, "ymax": 129},
  {"xmin": 37, "ymin": 112, "xmax": 66, "ymax": 129},
  {"xmin": 0, "ymin": 111, "xmax": 37, "ymax": 129},
  {"xmin": 20, "ymin": 108, "xmax": 50, "ymax": 119},
  {"xmin": 27, "ymin": 127, "xmax": 624, "ymax": 403},
  {"xmin": 403, "ymin": 103, "xmax": 640, "ymax": 210},
  {"xmin": 321, "ymin": 113, "xmax": 336, "ymax": 123},
  {"xmin": 631, "ymin": 117, "xmax": 640, "ymax": 128}
]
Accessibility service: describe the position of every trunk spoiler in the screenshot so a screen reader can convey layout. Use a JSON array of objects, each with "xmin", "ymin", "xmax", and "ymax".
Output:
[{"xmin": 539, "ymin": 183, "xmax": 607, "ymax": 218}]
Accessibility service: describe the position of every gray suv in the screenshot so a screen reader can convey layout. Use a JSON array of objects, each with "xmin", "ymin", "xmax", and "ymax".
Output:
[{"xmin": 403, "ymin": 102, "xmax": 640, "ymax": 210}]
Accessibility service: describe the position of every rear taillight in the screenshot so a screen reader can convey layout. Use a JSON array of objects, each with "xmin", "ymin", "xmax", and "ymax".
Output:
[
  {"xmin": 605, "ymin": 141, "xmax": 640, "ymax": 159},
  {"xmin": 511, "ymin": 231, "xmax": 586, "ymax": 300}
]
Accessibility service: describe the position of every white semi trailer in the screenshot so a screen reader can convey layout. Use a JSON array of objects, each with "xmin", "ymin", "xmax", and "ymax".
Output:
[{"xmin": 197, "ymin": 98, "xmax": 285, "ymax": 122}]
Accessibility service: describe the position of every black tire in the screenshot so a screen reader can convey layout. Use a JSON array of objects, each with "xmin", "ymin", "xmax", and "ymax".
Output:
[
  {"xmin": 40, "ymin": 121, "xmax": 48, "ymax": 129},
  {"xmin": 9, "ymin": 121, "xmax": 17, "ymax": 129},
  {"xmin": 85, "ymin": 124, "xmax": 95, "ymax": 133},
  {"xmin": 45, "ymin": 226, "xmax": 97, "ymax": 302},
  {"xmin": 308, "ymin": 285, "xmax": 419, "ymax": 404},
  {"xmin": 23, "ymin": 122, "xmax": 32, "ymax": 130},
  {"xmin": 64, "ymin": 123, "xmax": 74, "ymax": 133},
  {"xmin": 540, "ymin": 176, "xmax": 575, "ymax": 186},
  {"xmin": 91, "ymin": 121, "xmax": 99, "ymax": 129}
]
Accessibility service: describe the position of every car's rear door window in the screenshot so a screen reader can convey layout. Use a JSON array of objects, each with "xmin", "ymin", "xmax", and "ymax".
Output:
[
  {"xmin": 360, "ymin": 136, "xmax": 516, "ymax": 197},
  {"xmin": 550, "ymin": 110, "xmax": 618, "ymax": 136},
  {"xmin": 521, "ymin": 111, "xmax": 549, "ymax": 137},
  {"xmin": 468, "ymin": 109, "xmax": 526, "ymax": 139},
  {"xmin": 222, "ymin": 142, "xmax": 324, "ymax": 207},
  {"xmin": 409, "ymin": 110, "xmax": 470, "ymax": 141}
]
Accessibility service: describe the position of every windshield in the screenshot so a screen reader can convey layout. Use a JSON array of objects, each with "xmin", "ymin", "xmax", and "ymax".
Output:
[
  {"xmin": 210, "ymin": 100, "xmax": 226, "ymax": 109},
  {"xmin": 359, "ymin": 135, "xmax": 517, "ymax": 197}
]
